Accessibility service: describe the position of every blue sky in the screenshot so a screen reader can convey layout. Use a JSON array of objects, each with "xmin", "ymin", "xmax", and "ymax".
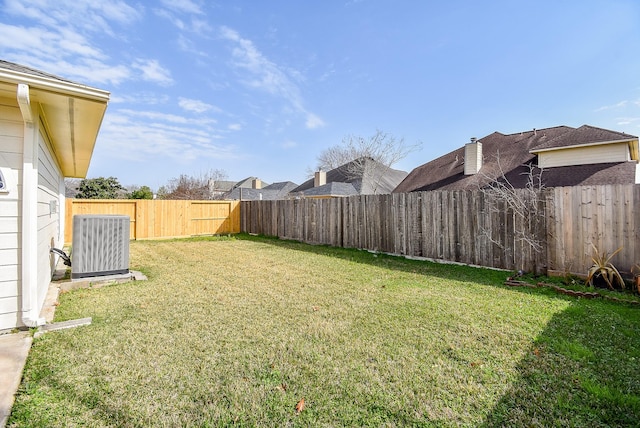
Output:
[{"xmin": 1, "ymin": 0, "xmax": 639, "ymax": 190}]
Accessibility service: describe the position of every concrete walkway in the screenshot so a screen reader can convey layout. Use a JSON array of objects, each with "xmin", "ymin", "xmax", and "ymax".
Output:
[
  {"xmin": 0, "ymin": 270, "xmax": 146, "ymax": 427},
  {"xmin": 0, "ymin": 277, "xmax": 57, "ymax": 428},
  {"xmin": 0, "ymin": 332, "xmax": 32, "ymax": 427}
]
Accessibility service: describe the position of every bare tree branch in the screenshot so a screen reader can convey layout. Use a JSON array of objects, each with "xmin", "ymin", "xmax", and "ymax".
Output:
[
  {"xmin": 312, "ymin": 130, "xmax": 421, "ymax": 194},
  {"xmin": 480, "ymin": 153, "xmax": 546, "ymax": 272},
  {"xmin": 158, "ymin": 169, "xmax": 228, "ymax": 200}
]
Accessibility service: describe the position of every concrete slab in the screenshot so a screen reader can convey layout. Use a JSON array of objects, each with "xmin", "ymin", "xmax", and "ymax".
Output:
[
  {"xmin": 0, "ymin": 332, "xmax": 32, "ymax": 427},
  {"xmin": 59, "ymin": 270, "xmax": 147, "ymax": 292},
  {"xmin": 34, "ymin": 318, "xmax": 92, "ymax": 339}
]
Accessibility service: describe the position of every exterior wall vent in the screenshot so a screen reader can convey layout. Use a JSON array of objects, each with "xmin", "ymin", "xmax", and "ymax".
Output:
[{"xmin": 72, "ymin": 215, "xmax": 130, "ymax": 279}]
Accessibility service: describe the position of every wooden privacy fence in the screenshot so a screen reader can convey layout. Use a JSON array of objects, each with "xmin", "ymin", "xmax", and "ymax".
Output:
[
  {"xmin": 65, "ymin": 199, "xmax": 240, "ymax": 245},
  {"xmin": 545, "ymin": 185, "xmax": 640, "ymax": 277},
  {"xmin": 241, "ymin": 185, "xmax": 640, "ymax": 276}
]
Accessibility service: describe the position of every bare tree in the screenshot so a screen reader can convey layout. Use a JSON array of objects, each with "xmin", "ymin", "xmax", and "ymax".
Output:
[
  {"xmin": 480, "ymin": 154, "xmax": 547, "ymax": 273},
  {"xmin": 158, "ymin": 169, "xmax": 228, "ymax": 200},
  {"xmin": 315, "ymin": 129, "xmax": 420, "ymax": 173},
  {"xmin": 64, "ymin": 178, "xmax": 82, "ymax": 198},
  {"xmin": 311, "ymin": 130, "xmax": 421, "ymax": 194}
]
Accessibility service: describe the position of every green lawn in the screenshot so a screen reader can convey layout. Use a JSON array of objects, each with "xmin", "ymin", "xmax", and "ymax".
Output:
[{"xmin": 9, "ymin": 235, "xmax": 640, "ymax": 427}]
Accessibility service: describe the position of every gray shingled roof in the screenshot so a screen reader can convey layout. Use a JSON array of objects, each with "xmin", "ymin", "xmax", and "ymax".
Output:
[
  {"xmin": 264, "ymin": 181, "xmax": 298, "ymax": 192},
  {"xmin": 225, "ymin": 188, "xmax": 279, "ymax": 200},
  {"xmin": 211, "ymin": 180, "xmax": 236, "ymax": 192},
  {"xmin": 292, "ymin": 157, "xmax": 408, "ymax": 196},
  {"xmin": 225, "ymin": 181, "xmax": 298, "ymax": 200},
  {"xmin": 394, "ymin": 125, "xmax": 638, "ymax": 193},
  {"xmin": 0, "ymin": 59, "xmax": 78, "ymax": 84},
  {"xmin": 531, "ymin": 124, "xmax": 635, "ymax": 151},
  {"xmin": 233, "ymin": 177, "xmax": 270, "ymax": 188},
  {"xmin": 298, "ymin": 182, "xmax": 358, "ymax": 197}
]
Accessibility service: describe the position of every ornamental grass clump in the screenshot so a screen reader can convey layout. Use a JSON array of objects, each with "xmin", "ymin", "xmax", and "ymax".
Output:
[{"xmin": 586, "ymin": 244, "xmax": 625, "ymax": 290}]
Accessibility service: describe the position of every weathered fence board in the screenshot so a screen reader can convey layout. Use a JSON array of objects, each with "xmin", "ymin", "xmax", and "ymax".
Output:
[
  {"xmin": 548, "ymin": 184, "xmax": 637, "ymax": 276},
  {"xmin": 241, "ymin": 185, "xmax": 640, "ymax": 275}
]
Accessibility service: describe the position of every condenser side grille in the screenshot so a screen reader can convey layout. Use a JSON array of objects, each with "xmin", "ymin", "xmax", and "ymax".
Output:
[{"xmin": 72, "ymin": 215, "xmax": 130, "ymax": 279}]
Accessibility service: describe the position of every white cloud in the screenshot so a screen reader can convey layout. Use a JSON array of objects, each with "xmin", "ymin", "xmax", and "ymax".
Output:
[
  {"xmin": 132, "ymin": 59, "xmax": 174, "ymax": 86},
  {"xmin": 55, "ymin": 59, "xmax": 131, "ymax": 85},
  {"xmin": 178, "ymin": 97, "xmax": 214, "ymax": 113},
  {"xmin": 117, "ymin": 109, "xmax": 216, "ymax": 126},
  {"xmin": 220, "ymin": 25, "xmax": 324, "ymax": 129},
  {"xmin": 616, "ymin": 117, "xmax": 640, "ymax": 126},
  {"xmin": 305, "ymin": 113, "xmax": 325, "ymax": 129},
  {"xmin": 177, "ymin": 34, "xmax": 208, "ymax": 56},
  {"xmin": 154, "ymin": 8, "xmax": 185, "ymax": 29},
  {"xmin": 4, "ymin": 0, "xmax": 141, "ymax": 36},
  {"xmin": 280, "ymin": 140, "xmax": 298, "ymax": 149},
  {"xmin": 110, "ymin": 93, "xmax": 171, "ymax": 105},
  {"xmin": 155, "ymin": 0, "xmax": 211, "ymax": 35},
  {"xmin": 228, "ymin": 123, "xmax": 243, "ymax": 131},
  {"xmin": 1, "ymin": 51, "xmax": 131, "ymax": 85},
  {"xmin": 160, "ymin": 0, "xmax": 203, "ymax": 15},
  {"xmin": 0, "ymin": 23, "xmax": 105, "ymax": 60},
  {"xmin": 0, "ymin": 3, "xmax": 169, "ymax": 88},
  {"xmin": 98, "ymin": 110, "xmax": 234, "ymax": 162},
  {"xmin": 190, "ymin": 18, "xmax": 212, "ymax": 34},
  {"xmin": 595, "ymin": 101, "xmax": 629, "ymax": 112}
]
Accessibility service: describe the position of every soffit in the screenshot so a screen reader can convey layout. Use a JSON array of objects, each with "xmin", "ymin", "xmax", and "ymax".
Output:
[
  {"xmin": 0, "ymin": 65, "xmax": 109, "ymax": 178},
  {"xmin": 30, "ymin": 87, "xmax": 108, "ymax": 177}
]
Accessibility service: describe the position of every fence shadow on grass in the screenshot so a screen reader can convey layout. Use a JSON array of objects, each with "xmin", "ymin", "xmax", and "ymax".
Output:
[
  {"xmin": 480, "ymin": 299, "xmax": 640, "ymax": 426},
  {"xmin": 236, "ymin": 233, "xmax": 640, "ymax": 425},
  {"xmin": 235, "ymin": 233, "xmax": 541, "ymax": 293}
]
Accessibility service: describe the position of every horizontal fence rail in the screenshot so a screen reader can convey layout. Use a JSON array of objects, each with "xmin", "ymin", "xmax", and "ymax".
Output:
[
  {"xmin": 241, "ymin": 185, "xmax": 640, "ymax": 276},
  {"xmin": 65, "ymin": 199, "xmax": 240, "ymax": 245}
]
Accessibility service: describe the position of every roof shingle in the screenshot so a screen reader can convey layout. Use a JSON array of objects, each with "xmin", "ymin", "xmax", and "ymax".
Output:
[{"xmin": 394, "ymin": 125, "xmax": 638, "ymax": 193}]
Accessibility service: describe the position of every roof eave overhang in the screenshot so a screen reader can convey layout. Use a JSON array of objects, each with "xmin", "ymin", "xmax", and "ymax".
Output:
[
  {"xmin": 530, "ymin": 138, "xmax": 639, "ymax": 158},
  {"xmin": 0, "ymin": 67, "xmax": 110, "ymax": 178},
  {"xmin": 0, "ymin": 67, "xmax": 110, "ymax": 102}
]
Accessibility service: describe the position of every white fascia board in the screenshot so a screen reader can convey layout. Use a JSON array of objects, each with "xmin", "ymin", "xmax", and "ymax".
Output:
[{"xmin": 0, "ymin": 68, "xmax": 110, "ymax": 103}]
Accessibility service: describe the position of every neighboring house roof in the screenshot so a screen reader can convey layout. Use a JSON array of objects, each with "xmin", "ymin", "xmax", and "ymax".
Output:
[
  {"xmin": 225, "ymin": 181, "xmax": 298, "ymax": 200},
  {"xmin": 0, "ymin": 60, "xmax": 78, "ymax": 83},
  {"xmin": 264, "ymin": 181, "xmax": 298, "ymax": 193},
  {"xmin": 0, "ymin": 60, "xmax": 110, "ymax": 178},
  {"xmin": 292, "ymin": 157, "xmax": 408, "ymax": 197},
  {"xmin": 531, "ymin": 125, "xmax": 635, "ymax": 152},
  {"xmin": 210, "ymin": 180, "xmax": 236, "ymax": 192},
  {"xmin": 299, "ymin": 182, "xmax": 358, "ymax": 198},
  {"xmin": 394, "ymin": 125, "xmax": 639, "ymax": 193},
  {"xmin": 234, "ymin": 177, "xmax": 270, "ymax": 188}
]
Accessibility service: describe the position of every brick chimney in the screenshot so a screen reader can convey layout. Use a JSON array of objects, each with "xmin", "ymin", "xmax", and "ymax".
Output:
[
  {"xmin": 464, "ymin": 138, "xmax": 482, "ymax": 175},
  {"xmin": 314, "ymin": 170, "xmax": 326, "ymax": 187},
  {"xmin": 252, "ymin": 178, "xmax": 262, "ymax": 189}
]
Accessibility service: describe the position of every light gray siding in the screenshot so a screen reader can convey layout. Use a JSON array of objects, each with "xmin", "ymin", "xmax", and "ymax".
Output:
[
  {"xmin": 36, "ymin": 127, "xmax": 63, "ymax": 313},
  {"xmin": 0, "ymin": 96, "xmax": 23, "ymax": 330}
]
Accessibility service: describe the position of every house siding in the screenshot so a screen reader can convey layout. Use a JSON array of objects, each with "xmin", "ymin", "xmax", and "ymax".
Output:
[
  {"xmin": 0, "ymin": 95, "xmax": 23, "ymax": 330},
  {"xmin": 538, "ymin": 142, "xmax": 629, "ymax": 168},
  {"xmin": 36, "ymin": 127, "xmax": 63, "ymax": 313}
]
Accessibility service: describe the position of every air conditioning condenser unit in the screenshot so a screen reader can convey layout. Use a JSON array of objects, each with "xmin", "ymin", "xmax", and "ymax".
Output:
[{"xmin": 72, "ymin": 215, "xmax": 130, "ymax": 279}]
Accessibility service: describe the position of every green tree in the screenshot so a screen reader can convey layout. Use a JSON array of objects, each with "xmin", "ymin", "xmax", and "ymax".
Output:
[
  {"xmin": 129, "ymin": 185, "xmax": 154, "ymax": 199},
  {"xmin": 76, "ymin": 176, "xmax": 125, "ymax": 199}
]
